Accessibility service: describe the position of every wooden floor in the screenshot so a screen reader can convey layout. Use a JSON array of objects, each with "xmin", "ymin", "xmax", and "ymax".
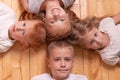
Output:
[{"xmin": 1, "ymin": 0, "xmax": 120, "ymax": 80}]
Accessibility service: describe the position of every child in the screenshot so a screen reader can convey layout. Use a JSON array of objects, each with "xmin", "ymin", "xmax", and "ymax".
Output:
[
  {"xmin": 68, "ymin": 13, "xmax": 120, "ymax": 66},
  {"xmin": 0, "ymin": 2, "xmax": 46, "ymax": 53},
  {"xmin": 31, "ymin": 40, "xmax": 88, "ymax": 80},
  {"xmin": 20, "ymin": 0, "xmax": 75, "ymax": 14},
  {"xmin": 20, "ymin": 0, "xmax": 75, "ymax": 43}
]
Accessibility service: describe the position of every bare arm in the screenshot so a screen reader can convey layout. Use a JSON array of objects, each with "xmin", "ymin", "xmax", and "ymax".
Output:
[
  {"xmin": 112, "ymin": 12, "xmax": 120, "ymax": 24},
  {"xmin": 20, "ymin": 0, "xmax": 29, "ymax": 12}
]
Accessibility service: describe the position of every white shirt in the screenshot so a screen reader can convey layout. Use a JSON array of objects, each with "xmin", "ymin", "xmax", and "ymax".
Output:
[
  {"xmin": 97, "ymin": 17, "xmax": 120, "ymax": 65},
  {"xmin": 31, "ymin": 73, "xmax": 88, "ymax": 80},
  {"xmin": 0, "ymin": 2, "xmax": 16, "ymax": 53},
  {"xmin": 28, "ymin": 0, "xmax": 75, "ymax": 14}
]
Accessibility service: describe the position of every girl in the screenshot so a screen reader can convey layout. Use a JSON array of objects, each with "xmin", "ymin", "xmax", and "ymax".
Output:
[
  {"xmin": 20, "ymin": 0, "xmax": 75, "ymax": 43},
  {"xmin": 67, "ymin": 12, "xmax": 120, "ymax": 66},
  {"xmin": 0, "ymin": 2, "xmax": 46, "ymax": 53}
]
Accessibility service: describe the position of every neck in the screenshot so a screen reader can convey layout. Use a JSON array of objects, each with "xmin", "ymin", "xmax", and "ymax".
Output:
[
  {"xmin": 8, "ymin": 27, "xmax": 14, "ymax": 40},
  {"xmin": 102, "ymin": 32, "xmax": 110, "ymax": 49},
  {"xmin": 53, "ymin": 77, "xmax": 66, "ymax": 80},
  {"xmin": 50, "ymin": 73, "xmax": 69, "ymax": 80}
]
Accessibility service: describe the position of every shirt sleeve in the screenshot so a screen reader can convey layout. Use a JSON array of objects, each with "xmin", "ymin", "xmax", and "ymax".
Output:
[
  {"xmin": 99, "ymin": 17, "xmax": 115, "ymax": 31},
  {"xmin": 61, "ymin": 0, "xmax": 75, "ymax": 8},
  {"xmin": 101, "ymin": 53, "xmax": 120, "ymax": 65},
  {"xmin": 0, "ymin": 42, "xmax": 11, "ymax": 53},
  {"xmin": 28, "ymin": 0, "xmax": 44, "ymax": 14},
  {"xmin": 0, "ymin": 2, "xmax": 16, "ymax": 53},
  {"xmin": 77, "ymin": 75, "xmax": 88, "ymax": 80}
]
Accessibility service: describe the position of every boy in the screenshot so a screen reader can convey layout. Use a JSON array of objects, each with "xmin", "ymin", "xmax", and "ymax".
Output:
[{"xmin": 31, "ymin": 40, "xmax": 87, "ymax": 80}]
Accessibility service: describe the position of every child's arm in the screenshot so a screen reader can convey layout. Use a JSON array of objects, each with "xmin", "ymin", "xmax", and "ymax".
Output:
[
  {"xmin": 112, "ymin": 12, "xmax": 120, "ymax": 24},
  {"xmin": 20, "ymin": 0, "xmax": 29, "ymax": 12}
]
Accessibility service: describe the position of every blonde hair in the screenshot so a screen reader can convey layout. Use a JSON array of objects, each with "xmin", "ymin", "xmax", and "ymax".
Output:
[
  {"xmin": 48, "ymin": 40, "xmax": 74, "ymax": 57},
  {"xmin": 72, "ymin": 17, "xmax": 100, "ymax": 47},
  {"xmin": 67, "ymin": 16, "xmax": 103, "ymax": 47}
]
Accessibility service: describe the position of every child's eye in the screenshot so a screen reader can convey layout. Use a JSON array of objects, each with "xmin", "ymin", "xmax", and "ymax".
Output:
[
  {"xmin": 60, "ymin": 18, "xmax": 65, "ymax": 22},
  {"xmin": 95, "ymin": 32, "xmax": 98, "ymax": 37},
  {"xmin": 50, "ymin": 20, "xmax": 55, "ymax": 24},
  {"xmin": 65, "ymin": 58, "xmax": 71, "ymax": 61},
  {"xmin": 22, "ymin": 30, "xmax": 25, "ymax": 35},
  {"xmin": 54, "ymin": 58, "xmax": 60, "ymax": 61},
  {"xmin": 23, "ymin": 22, "xmax": 26, "ymax": 26},
  {"xmin": 90, "ymin": 40, "xmax": 94, "ymax": 45}
]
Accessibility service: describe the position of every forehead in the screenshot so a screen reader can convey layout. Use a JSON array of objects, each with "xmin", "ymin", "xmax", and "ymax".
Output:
[
  {"xmin": 81, "ymin": 27, "xmax": 98, "ymax": 43},
  {"xmin": 50, "ymin": 47, "xmax": 73, "ymax": 58},
  {"xmin": 24, "ymin": 20, "xmax": 37, "ymax": 25}
]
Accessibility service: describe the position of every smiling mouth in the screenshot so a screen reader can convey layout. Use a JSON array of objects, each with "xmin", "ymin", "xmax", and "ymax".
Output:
[
  {"xmin": 100, "ymin": 41, "xmax": 103, "ymax": 46},
  {"xmin": 58, "ymin": 69, "xmax": 68, "ymax": 72},
  {"xmin": 97, "ymin": 42, "xmax": 104, "ymax": 50}
]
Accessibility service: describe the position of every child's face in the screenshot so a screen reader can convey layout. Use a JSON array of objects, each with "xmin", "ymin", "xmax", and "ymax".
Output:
[
  {"xmin": 9, "ymin": 20, "xmax": 44, "ymax": 45},
  {"xmin": 81, "ymin": 27, "xmax": 109, "ymax": 50},
  {"xmin": 48, "ymin": 47, "xmax": 74, "ymax": 80},
  {"xmin": 44, "ymin": 6, "xmax": 71, "ymax": 37}
]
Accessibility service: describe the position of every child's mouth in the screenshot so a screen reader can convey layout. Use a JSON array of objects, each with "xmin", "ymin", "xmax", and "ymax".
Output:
[{"xmin": 12, "ymin": 25, "xmax": 15, "ymax": 32}]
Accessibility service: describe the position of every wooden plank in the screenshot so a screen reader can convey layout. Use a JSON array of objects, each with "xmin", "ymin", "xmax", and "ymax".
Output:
[
  {"xmin": 80, "ymin": 0, "xmax": 88, "ymax": 19},
  {"xmin": 72, "ymin": 46, "xmax": 84, "ymax": 74},
  {"xmin": 37, "ymin": 45, "xmax": 48, "ymax": 74},
  {"xmin": 0, "ymin": 54, "xmax": 3, "ymax": 80},
  {"xmin": 29, "ymin": 48, "xmax": 38, "ymax": 78},
  {"xmin": 11, "ymin": 42, "xmax": 22, "ymax": 80},
  {"xmin": 87, "ymin": 0, "xmax": 97, "ymax": 16},
  {"xmin": 2, "ymin": 0, "xmax": 11, "ymax": 8},
  {"xmin": 11, "ymin": 0, "xmax": 23, "ymax": 19},
  {"xmin": 30, "ymin": 45, "xmax": 48, "ymax": 78},
  {"xmin": 83, "ymin": 50, "xmax": 101, "ymax": 80},
  {"xmin": 10, "ymin": 42, "xmax": 30, "ymax": 80},
  {"xmin": 108, "ymin": 66, "xmax": 120, "ymax": 80},
  {"xmin": 70, "ymin": 0, "xmax": 81, "ymax": 18},
  {"xmin": 2, "ymin": 51, "xmax": 12, "ymax": 80},
  {"xmin": 101, "ymin": 62, "xmax": 109, "ymax": 80},
  {"xmin": 20, "ymin": 46, "xmax": 30, "ymax": 80}
]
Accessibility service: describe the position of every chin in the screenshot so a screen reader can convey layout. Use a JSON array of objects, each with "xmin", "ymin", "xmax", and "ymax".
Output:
[{"xmin": 59, "ymin": 74, "xmax": 69, "ymax": 79}]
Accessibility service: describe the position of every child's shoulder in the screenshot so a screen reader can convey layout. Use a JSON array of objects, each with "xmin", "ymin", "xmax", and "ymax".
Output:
[
  {"xmin": 69, "ymin": 74, "xmax": 88, "ymax": 80},
  {"xmin": 31, "ymin": 73, "xmax": 51, "ymax": 80}
]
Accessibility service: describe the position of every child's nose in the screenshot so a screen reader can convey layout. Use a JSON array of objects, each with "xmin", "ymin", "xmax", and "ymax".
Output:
[
  {"xmin": 60, "ymin": 60, "xmax": 66, "ymax": 67},
  {"xmin": 96, "ymin": 39, "xmax": 101, "ymax": 44},
  {"xmin": 16, "ymin": 26, "xmax": 24, "ymax": 31},
  {"xmin": 53, "ymin": 11, "xmax": 59, "ymax": 16},
  {"xmin": 53, "ymin": 13, "xmax": 59, "ymax": 20}
]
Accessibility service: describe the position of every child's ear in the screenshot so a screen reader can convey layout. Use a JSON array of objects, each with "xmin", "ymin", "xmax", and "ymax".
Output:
[{"xmin": 47, "ymin": 58, "xmax": 50, "ymax": 68}]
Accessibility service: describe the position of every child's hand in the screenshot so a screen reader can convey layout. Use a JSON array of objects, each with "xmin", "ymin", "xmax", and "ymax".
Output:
[{"xmin": 112, "ymin": 12, "xmax": 120, "ymax": 24}]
